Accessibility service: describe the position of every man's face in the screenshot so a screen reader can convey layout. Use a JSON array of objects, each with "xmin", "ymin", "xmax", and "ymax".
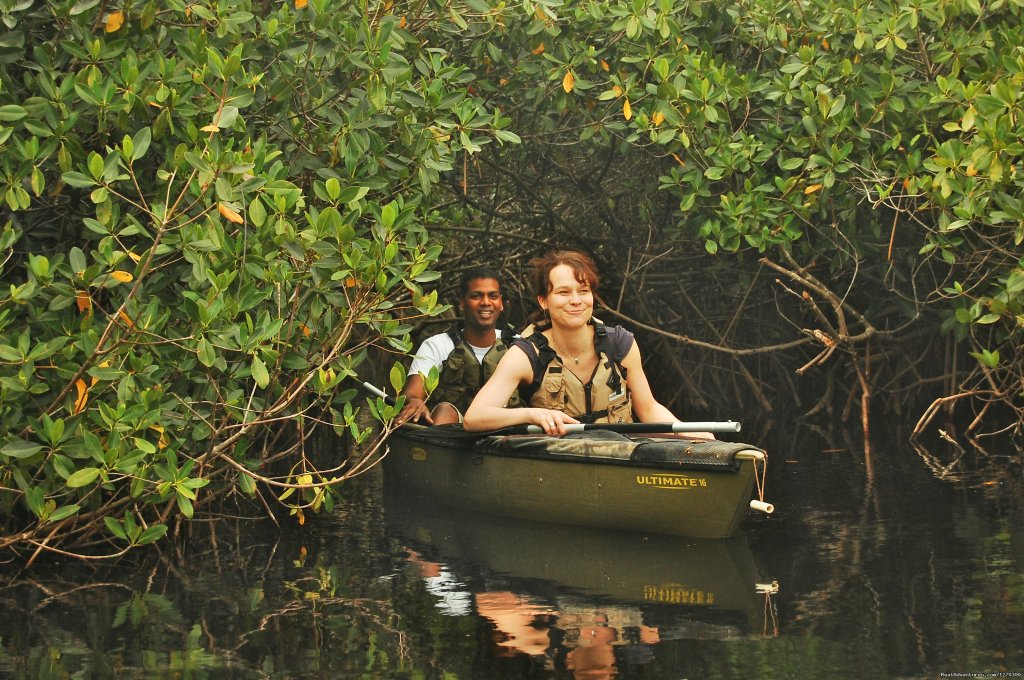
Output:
[{"xmin": 460, "ymin": 277, "xmax": 504, "ymax": 333}]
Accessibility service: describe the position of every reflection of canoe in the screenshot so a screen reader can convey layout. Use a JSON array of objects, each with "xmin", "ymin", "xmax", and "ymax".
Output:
[
  {"xmin": 384, "ymin": 423, "xmax": 769, "ymax": 539},
  {"xmin": 384, "ymin": 490, "xmax": 767, "ymax": 635}
]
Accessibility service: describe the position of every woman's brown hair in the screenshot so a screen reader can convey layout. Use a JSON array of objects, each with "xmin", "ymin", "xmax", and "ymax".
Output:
[{"xmin": 527, "ymin": 250, "xmax": 600, "ymax": 323}]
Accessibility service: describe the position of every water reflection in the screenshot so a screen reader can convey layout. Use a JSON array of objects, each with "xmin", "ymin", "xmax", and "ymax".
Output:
[
  {"xmin": 386, "ymin": 489, "xmax": 778, "ymax": 676},
  {"xmin": 1, "ymin": 425, "xmax": 1021, "ymax": 679}
]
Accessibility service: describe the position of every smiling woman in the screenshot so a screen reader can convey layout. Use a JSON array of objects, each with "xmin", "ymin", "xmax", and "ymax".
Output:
[{"xmin": 463, "ymin": 251, "xmax": 714, "ymax": 438}]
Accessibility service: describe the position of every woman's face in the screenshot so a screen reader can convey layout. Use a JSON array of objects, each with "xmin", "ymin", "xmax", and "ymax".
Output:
[{"xmin": 539, "ymin": 264, "xmax": 593, "ymax": 329}]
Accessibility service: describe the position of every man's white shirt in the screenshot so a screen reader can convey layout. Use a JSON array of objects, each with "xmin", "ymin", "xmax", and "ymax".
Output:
[{"xmin": 408, "ymin": 332, "xmax": 491, "ymax": 378}]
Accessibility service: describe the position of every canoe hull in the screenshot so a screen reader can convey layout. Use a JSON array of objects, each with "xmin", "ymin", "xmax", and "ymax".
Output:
[{"xmin": 384, "ymin": 425, "xmax": 763, "ymax": 539}]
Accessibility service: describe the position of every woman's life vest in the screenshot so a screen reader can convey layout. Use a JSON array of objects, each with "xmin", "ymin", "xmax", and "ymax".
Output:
[
  {"xmin": 432, "ymin": 326, "xmax": 522, "ymax": 412},
  {"xmin": 514, "ymin": 321, "xmax": 634, "ymax": 423}
]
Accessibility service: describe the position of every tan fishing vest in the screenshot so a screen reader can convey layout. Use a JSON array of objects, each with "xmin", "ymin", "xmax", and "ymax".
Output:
[
  {"xmin": 517, "ymin": 322, "xmax": 633, "ymax": 423},
  {"xmin": 432, "ymin": 327, "xmax": 521, "ymax": 412}
]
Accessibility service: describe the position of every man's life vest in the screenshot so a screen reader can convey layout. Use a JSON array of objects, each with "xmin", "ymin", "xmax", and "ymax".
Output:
[
  {"xmin": 515, "ymin": 321, "xmax": 633, "ymax": 423},
  {"xmin": 432, "ymin": 325, "xmax": 522, "ymax": 412}
]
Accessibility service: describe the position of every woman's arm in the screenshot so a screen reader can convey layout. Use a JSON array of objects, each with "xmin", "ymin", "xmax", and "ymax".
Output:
[
  {"xmin": 621, "ymin": 343, "xmax": 715, "ymax": 438},
  {"xmin": 464, "ymin": 346, "xmax": 579, "ymax": 434}
]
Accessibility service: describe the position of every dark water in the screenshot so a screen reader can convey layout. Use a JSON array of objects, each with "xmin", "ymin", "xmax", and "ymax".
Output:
[{"xmin": 2, "ymin": 423, "xmax": 1022, "ymax": 679}]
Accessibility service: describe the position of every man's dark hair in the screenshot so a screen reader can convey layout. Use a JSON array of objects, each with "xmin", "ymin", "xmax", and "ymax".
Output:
[{"xmin": 459, "ymin": 267, "xmax": 503, "ymax": 296}]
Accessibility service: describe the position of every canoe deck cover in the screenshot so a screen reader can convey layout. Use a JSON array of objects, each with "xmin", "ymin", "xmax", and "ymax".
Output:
[{"xmin": 464, "ymin": 428, "xmax": 755, "ymax": 471}]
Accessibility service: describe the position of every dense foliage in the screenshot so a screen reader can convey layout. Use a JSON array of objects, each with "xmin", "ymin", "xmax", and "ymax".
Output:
[
  {"xmin": 400, "ymin": 0, "xmax": 1024, "ymax": 436},
  {"xmin": 2, "ymin": 0, "xmax": 1022, "ymax": 561},
  {"xmin": 0, "ymin": 0, "xmax": 518, "ymax": 560}
]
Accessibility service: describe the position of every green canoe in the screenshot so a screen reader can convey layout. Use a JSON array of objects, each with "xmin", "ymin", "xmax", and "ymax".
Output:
[{"xmin": 383, "ymin": 423, "xmax": 772, "ymax": 539}]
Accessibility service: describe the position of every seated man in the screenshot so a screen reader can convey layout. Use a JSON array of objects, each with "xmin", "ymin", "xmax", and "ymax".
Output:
[{"xmin": 398, "ymin": 268, "xmax": 520, "ymax": 425}]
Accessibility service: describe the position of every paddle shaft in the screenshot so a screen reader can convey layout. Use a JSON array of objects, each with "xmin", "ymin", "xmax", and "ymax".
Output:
[
  {"xmin": 523, "ymin": 421, "xmax": 741, "ymax": 435},
  {"xmin": 360, "ymin": 382, "xmax": 741, "ymax": 434},
  {"xmin": 362, "ymin": 381, "xmax": 396, "ymax": 405}
]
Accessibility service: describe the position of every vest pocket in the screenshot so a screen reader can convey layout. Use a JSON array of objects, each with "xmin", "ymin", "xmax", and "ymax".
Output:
[
  {"xmin": 540, "ymin": 374, "xmax": 565, "ymax": 408},
  {"xmin": 607, "ymin": 396, "xmax": 633, "ymax": 423}
]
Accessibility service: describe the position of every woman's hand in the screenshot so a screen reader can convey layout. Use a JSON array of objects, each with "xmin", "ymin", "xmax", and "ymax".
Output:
[{"xmin": 531, "ymin": 408, "xmax": 579, "ymax": 436}]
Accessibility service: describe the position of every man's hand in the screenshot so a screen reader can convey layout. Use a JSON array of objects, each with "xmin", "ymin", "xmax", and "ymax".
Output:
[{"xmin": 398, "ymin": 396, "xmax": 433, "ymax": 425}]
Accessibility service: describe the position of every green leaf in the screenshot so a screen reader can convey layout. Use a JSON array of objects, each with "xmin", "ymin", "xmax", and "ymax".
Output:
[
  {"xmin": 62, "ymin": 171, "xmax": 95, "ymax": 188},
  {"xmin": 136, "ymin": 525, "xmax": 168, "ymax": 545},
  {"xmin": 132, "ymin": 127, "xmax": 152, "ymax": 161},
  {"xmin": 238, "ymin": 472, "xmax": 256, "ymax": 495},
  {"xmin": 2, "ymin": 439, "xmax": 43, "ymax": 459},
  {"xmin": 969, "ymin": 349, "xmax": 999, "ymax": 368},
  {"xmin": 251, "ymin": 355, "xmax": 270, "ymax": 388},
  {"xmin": 70, "ymin": 0, "xmax": 101, "ymax": 15},
  {"xmin": 25, "ymin": 487, "xmax": 45, "ymax": 516},
  {"xmin": 380, "ymin": 203, "xmax": 397, "ymax": 230},
  {"xmin": 47, "ymin": 504, "xmax": 81, "ymax": 523},
  {"xmin": 0, "ymin": 105, "xmax": 27, "ymax": 121},
  {"xmin": 389, "ymin": 362, "xmax": 406, "ymax": 395},
  {"xmin": 66, "ymin": 467, "xmax": 101, "ymax": 488},
  {"xmin": 215, "ymin": 106, "xmax": 239, "ymax": 129},
  {"xmin": 197, "ymin": 337, "xmax": 216, "ymax": 367},
  {"xmin": 104, "ymin": 516, "xmax": 128, "ymax": 540},
  {"xmin": 176, "ymin": 492, "xmax": 194, "ymax": 518}
]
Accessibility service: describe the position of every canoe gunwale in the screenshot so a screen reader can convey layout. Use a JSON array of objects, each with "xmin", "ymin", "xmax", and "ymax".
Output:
[{"xmin": 391, "ymin": 424, "xmax": 760, "ymax": 475}]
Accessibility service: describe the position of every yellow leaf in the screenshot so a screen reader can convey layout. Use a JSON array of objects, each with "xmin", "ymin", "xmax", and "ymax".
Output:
[
  {"xmin": 600, "ymin": 59, "xmax": 610, "ymax": 72},
  {"xmin": 295, "ymin": 0, "xmax": 308, "ymax": 8},
  {"xmin": 532, "ymin": 42, "xmax": 545, "ymax": 55},
  {"xmin": 75, "ymin": 291, "xmax": 92, "ymax": 314},
  {"xmin": 651, "ymin": 111, "xmax": 665, "ymax": 126},
  {"xmin": 399, "ymin": 16, "xmax": 406, "ymax": 28},
  {"xmin": 150, "ymin": 424, "xmax": 168, "ymax": 449},
  {"xmin": 299, "ymin": 323, "xmax": 311, "ymax": 337},
  {"xmin": 671, "ymin": 153, "xmax": 685, "ymax": 166},
  {"xmin": 128, "ymin": 251, "xmax": 142, "ymax": 263},
  {"xmin": 105, "ymin": 11, "xmax": 124, "ymax": 33},
  {"xmin": 110, "ymin": 271, "xmax": 134, "ymax": 282},
  {"xmin": 804, "ymin": 183, "xmax": 823, "ymax": 194},
  {"xmin": 73, "ymin": 379, "xmax": 89, "ymax": 414},
  {"xmin": 562, "ymin": 70, "xmax": 575, "ymax": 94},
  {"xmin": 344, "ymin": 276, "xmax": 357, "ymax": 288},
  {"xmin": 623, "ymin": 98, "xmax": 632, "ymax": 121},
  {"xmin": 612, "ymin": 85, "xmax": 623, "ymax": 97},
  {"xmin": 822, "ymin": 38, "xmax": 830, "ymax": 50},
  {"xmin": 296, "ymin": 508, "xmax": 305, "ymax": 525},
  {"xmin": 965, "ymin": 163, "xmax": 977, "ymax": 177},
  {"xmin": 200, "ymin": 124, "xmax": 220, "ymax": 133},
  {"xmin": 218, "ymin": 202, "xmax": 244, "ymax": 224},
  {"xmin": 119, "ymin": 310, "xmax": 134, "ymax": 328}
]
